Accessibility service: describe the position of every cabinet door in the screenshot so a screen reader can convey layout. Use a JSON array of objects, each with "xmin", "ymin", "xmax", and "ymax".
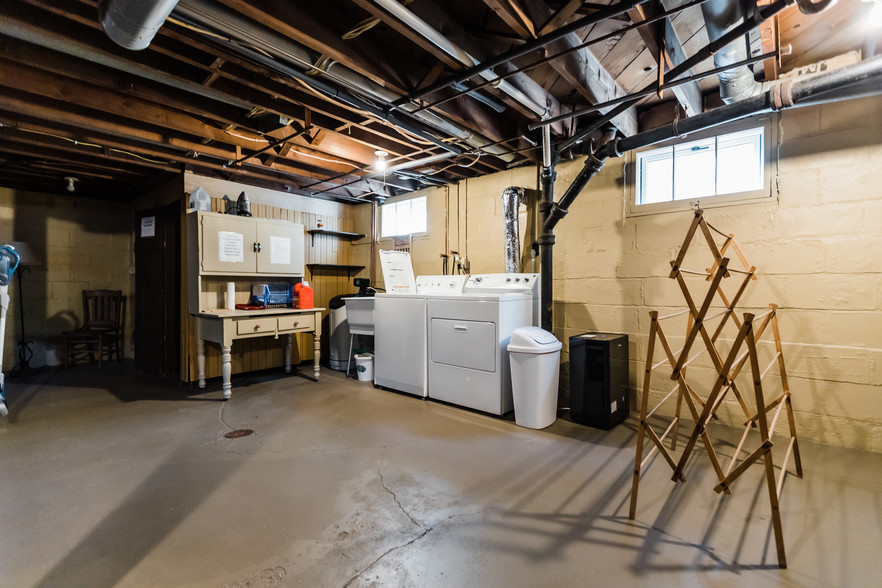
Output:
[
  {"xmin": 256, "ymin": 222, "xmax": 304, "ymax": 275},
  {"xmin": 200, "ymin": 214, "xmax": 257, "ymax": 274}
]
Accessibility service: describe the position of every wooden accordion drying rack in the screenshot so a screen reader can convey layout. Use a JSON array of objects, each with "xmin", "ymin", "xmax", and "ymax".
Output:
[{"xmin": 629, "ymin": 208, "xmax": 803, "ymax": 568}]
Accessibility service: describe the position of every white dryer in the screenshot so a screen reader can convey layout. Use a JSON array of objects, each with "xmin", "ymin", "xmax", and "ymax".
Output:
[
  {"xmin": 426, "ymin": 273, "xmax": 539, "ymax": 414},
  {"xmin": 373, "ymin": 275, "xmax": 468, "ymax": 396}
]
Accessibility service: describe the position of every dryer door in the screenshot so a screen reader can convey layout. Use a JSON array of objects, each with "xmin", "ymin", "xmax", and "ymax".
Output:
[{"xmin": 430, "ymin": 318, "xmax": 496, "ymax": 372}]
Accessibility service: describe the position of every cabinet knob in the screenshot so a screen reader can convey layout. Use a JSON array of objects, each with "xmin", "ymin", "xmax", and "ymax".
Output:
[
  {"xmin": 253, "ymin": 325, "xmax": 261, "ymax": 331},
  {"xmin": 253, "ymin": 242, "xmax": 261, "ymax": 253}
]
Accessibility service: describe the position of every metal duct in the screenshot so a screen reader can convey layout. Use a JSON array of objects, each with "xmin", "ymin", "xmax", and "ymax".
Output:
[
  {"xmin": 99, "ymin": 0, "xmax": 179, "ymax": 50},
  {"xmin": 700, "ymin": 0, "xmax": 765, "ymax": 104},
  {"xmin": 502, "ymin": 187, "xmax": 525, "ymax": 273},
  {"xmin": 370, "ymin": 0, "xmax": 548, "ymax": 118},
  {"xmin": 702, "ymin": 0, "xmax": 838, "ymax": 104}
]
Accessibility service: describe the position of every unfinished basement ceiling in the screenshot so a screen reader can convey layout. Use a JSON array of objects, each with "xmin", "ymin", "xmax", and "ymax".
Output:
[{"xmin": 0, "ymin": 0, "xmax": 878, "ymax": 202}]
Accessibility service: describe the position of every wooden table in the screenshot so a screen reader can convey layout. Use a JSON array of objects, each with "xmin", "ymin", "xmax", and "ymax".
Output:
[{"xmin": 193, "ymin": 307, "xmax": 324, "ymax": 399}]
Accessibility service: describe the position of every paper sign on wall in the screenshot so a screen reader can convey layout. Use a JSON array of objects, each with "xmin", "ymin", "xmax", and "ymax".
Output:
[
  {"xmin": 140, "ymin": 216, "xmax": 156, "ymax": 238},
  {"xmin": 269, "ymin": 236, "xmax": 291, "ymax": 265},
  {"xmin": 218, "ymin": 231, "xmax": 244, "ymax": 263},
  {"xmin": 379, "ymin": 249, "xmax": 416, "ymax": 293}
]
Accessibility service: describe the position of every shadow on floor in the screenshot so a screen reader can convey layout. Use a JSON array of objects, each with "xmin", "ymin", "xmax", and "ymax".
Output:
[{"xmin": 34, "ymin": 441, "xmax": 242, "ymax": 587}]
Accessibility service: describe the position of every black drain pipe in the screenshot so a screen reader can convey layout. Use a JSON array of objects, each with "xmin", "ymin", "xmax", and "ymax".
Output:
[
  {"xmin": 539, "ymin": 126, "xmax": 557, "ymax": 331},
  {"xmin": 540, "ymin": 55, "xmax": 882, "ymax": 331}
]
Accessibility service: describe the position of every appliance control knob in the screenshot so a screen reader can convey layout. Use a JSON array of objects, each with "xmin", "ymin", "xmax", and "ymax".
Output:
[
  {"xmin": 514, "ymin": 277, "xmax": 520, "ymax": 282},
  {"xmin": 506, "ymin": 277, "xmax": 511, "ymax": 282}
]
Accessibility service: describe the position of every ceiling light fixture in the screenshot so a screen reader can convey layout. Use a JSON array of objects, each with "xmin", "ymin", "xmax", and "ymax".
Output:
[
  {"xmin": 64, "ymin": 176, "xmax": 78, "ymax": 192},
  {"xmin": 374, "ymin": 150, "xmax": 389, "ymax": 171}
]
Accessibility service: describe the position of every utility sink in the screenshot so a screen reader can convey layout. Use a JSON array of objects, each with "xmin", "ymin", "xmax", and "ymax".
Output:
[{"xmin": 343, "ymin": 297, "xmax": 375, "ymax": 335}]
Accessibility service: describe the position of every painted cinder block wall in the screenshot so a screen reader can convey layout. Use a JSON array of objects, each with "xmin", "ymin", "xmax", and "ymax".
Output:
[
  {"xmin": 0, "ymin": 188, "xmax": 134, "ymax": 368},
  {"xmin": 356, "ymin": 94, "xmax": 882, "ymax": 453}
]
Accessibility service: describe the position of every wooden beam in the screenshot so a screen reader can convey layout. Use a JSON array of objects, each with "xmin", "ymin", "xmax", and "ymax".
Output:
[
  {"xmin": 487, "ymin": 0, "xmax": 638, "ymax": 136},
  {"xmin": 628, "ymin": 2, "xmax": 703, "ymax": 117},
  {"xmin": 0, "ymin": 61, "xmax": 267, "ymax": 148},
  {"xmin": 538, "ymin": 0, "xmax": 584, "ymax": 36},
  {"xmin": 484, "ymin": 0, "xmax": 537, "ymax": 39},
  {"xmin": 758, "ymin": 1, "xmax": 780, "ymax": 81},
  {"xmin": 213, "ymin": 0, "xmax": 412, "ymax": 94}
]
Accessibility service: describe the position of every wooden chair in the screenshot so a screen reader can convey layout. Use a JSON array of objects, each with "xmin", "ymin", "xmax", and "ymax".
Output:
[{"xmin": 63, "ymin": 289, "xmax": 126, "ymax": 368}]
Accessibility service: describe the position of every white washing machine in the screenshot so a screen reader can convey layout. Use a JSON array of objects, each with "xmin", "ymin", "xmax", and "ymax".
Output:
[
  {"xmin": 374, "ymin": 275, "xmax": 468, "ymax": 396},
  {"xmin": 426, "ymin": 273, "xmax": 539, "ymax": 415}
]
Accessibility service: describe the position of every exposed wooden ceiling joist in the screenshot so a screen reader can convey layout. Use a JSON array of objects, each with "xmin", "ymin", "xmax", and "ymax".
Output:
[{"xmin": 0, "ymin": 0, "xmax": 870, "ymax": 202}]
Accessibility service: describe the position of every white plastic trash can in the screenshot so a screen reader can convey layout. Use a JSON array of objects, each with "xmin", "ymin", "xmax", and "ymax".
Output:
[
  {"xmin": 508, "ymin": 327, "xmax": 562, "ymax": 429},
  {"xmin": 354, "ymin": 353, "xmax": 374, "ymax": 381}
]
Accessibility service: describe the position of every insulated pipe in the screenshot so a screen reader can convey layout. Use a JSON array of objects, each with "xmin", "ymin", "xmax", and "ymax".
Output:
[
  {"xmin": 502, "ymin": 187, "xmax": 525, "ymax": 273},
  {"xmin": 370, "ymin": 0, "xmax": 549, "ymax": 118},
  {"xmin": 99, "ymin": 0, "xmax": 179, "ymax": 50},
  {"xmin": 701, "ymin": 0, "xmax": 766, "ymax": 104}
]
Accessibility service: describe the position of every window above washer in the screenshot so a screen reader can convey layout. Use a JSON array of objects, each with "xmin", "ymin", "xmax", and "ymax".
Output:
[
  {"xmin": 380, "ymin": 195, "xmax": 427, "ymax": 237},
  {"xmin": 626, "ymin": 117, "xmax": 775, "ymax": 216}
]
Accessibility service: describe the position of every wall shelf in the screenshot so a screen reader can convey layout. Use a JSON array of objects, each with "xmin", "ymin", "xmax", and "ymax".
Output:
[
  {"xmin": 307, "ymin": 229, "xmax": 365, "ymax": 246},
  {"xmin": 306, "ymin": 263, "xmax": 365, "ymax": 279}
]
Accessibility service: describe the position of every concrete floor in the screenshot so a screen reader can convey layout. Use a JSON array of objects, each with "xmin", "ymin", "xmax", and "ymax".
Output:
[{"xmin": 1, "ymin": 363, "xmax": 880, "ymax": 588}]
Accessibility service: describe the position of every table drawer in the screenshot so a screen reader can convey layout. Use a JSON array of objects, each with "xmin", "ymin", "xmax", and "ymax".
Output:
[
  {"xmin": 278, "ymin": 314, "xmax": 315, "ymax": 333},
  {"xmin": 236, "ymin": 317, "xmax": 276, "ymax": 335}
]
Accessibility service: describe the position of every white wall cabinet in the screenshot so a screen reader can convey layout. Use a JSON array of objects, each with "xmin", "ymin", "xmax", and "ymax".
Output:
[{"xmin": 194, "ymin": 212, "xmax": 304, "ymax": 276}]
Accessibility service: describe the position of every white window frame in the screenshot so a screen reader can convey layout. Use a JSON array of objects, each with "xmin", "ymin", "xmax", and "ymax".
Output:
[
  {"xmin": 380, "ymin": 194, "xmax": 428, "ymax": 238},
  {"xmin": 626, "ymin": 116, "xmax": 776, "ymax": 217}
]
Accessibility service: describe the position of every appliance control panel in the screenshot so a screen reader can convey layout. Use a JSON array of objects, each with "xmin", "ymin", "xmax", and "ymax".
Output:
[
  {"xmin": 464, "ymin": 273, "xmax": 539, "ymax": 293},
  {"xmin": 416, "ymin": 274, "xmax": 469, "ymax": 294}
]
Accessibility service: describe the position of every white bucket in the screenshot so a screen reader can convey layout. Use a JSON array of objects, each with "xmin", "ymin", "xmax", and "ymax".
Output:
[{"xmin": 354, "ymin": 353, "xmax": 374, "ymax": 381}]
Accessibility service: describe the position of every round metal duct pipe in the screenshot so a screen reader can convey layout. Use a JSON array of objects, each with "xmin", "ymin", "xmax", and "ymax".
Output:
[
  {"xmin": 700, "ymin": 0, "xmax": 765, "ymax": 104},
  {"xmin": 99, "ymin": 0, "xmax": 179, "ymax": 50}
]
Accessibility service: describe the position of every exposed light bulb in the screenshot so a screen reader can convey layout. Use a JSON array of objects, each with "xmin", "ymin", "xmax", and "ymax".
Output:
[
  {"xmin": 65, "ymin": 177, "xmax": 78, "ymax": 192},
  {"xmin": 374, "ymin": 150, "xmax": 389, "ymax": 171}
]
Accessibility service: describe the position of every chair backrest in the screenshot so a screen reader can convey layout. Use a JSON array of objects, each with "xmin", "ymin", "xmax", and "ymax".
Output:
[{"xmin": 83, "ymin": 289, "xmax": 123, "ymax": 330}]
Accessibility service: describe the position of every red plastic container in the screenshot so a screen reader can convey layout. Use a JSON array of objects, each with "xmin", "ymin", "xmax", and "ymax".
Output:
[{"xmin": 293, "ymin": 282, "xmax": 314, "ymax": 309}]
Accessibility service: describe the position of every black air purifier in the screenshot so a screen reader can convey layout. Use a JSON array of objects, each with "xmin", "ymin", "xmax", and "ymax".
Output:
[{"xmin": 569, "ymin": 332, "xmax": 629, "ymax": 429}]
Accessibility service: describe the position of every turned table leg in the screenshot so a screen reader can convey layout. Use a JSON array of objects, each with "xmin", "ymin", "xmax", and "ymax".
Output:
[
  {"xmin": 221, "ymin": 344, "xmax": 232, "ymax": 400},
  {"xmin": 197, "ymin": 337, "xmax": 206, "ymax": 389}
]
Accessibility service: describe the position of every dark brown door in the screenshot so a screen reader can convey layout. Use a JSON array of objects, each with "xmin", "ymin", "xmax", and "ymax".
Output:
[{"xmin": 134, "ymin": 202, "xmax": 180, "ymax": 375}]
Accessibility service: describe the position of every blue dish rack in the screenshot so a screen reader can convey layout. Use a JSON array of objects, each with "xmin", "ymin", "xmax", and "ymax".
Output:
[{"xmin": 250, "ymin": 283, "xmax": 294, "ymax": 307}]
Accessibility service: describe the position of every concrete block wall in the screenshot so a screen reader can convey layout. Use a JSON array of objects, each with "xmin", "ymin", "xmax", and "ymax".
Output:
[
  {"xmin": 0, "ymin": 188, "xmax": 134, "ymax": 368},
  {"xmin": 355, "ymin": 94, "xmax": 882, "ymax": 453}
]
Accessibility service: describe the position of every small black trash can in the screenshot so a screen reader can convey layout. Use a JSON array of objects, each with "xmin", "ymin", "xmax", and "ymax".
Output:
[{"xmin": 568, "ymin": 332, "xmax": 629, "ymax": 429}]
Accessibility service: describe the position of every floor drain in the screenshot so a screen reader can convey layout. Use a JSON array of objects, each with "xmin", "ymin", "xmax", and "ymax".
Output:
[{"xmin": 224, "ymin": 428, "xmax": 255, "ymax": 439}]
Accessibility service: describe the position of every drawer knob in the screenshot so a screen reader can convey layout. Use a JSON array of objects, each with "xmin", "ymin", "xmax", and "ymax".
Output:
[{"xmin": 254, "ymin": 325, "xmax": 261, "ymax": 331}]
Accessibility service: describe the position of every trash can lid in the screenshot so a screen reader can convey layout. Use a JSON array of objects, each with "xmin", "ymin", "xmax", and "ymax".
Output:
[{"xmin": 507, "ymin": 326, "xmax": 562, "ymax": 353}]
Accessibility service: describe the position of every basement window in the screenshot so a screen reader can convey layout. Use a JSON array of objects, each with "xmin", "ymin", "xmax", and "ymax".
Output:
[
  {"xmin": 381, "ymin": 195, "xmax": 427, "ymax": 237},
  {"xmin": 627, "ymin": 117, "xmax": 774, "ymax": 216}
]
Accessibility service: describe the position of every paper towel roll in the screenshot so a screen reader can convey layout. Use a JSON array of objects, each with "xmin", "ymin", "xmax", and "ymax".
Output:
[{"xmin": 226, "ymin": 282, "xmax": 236, "ymax": 310}]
